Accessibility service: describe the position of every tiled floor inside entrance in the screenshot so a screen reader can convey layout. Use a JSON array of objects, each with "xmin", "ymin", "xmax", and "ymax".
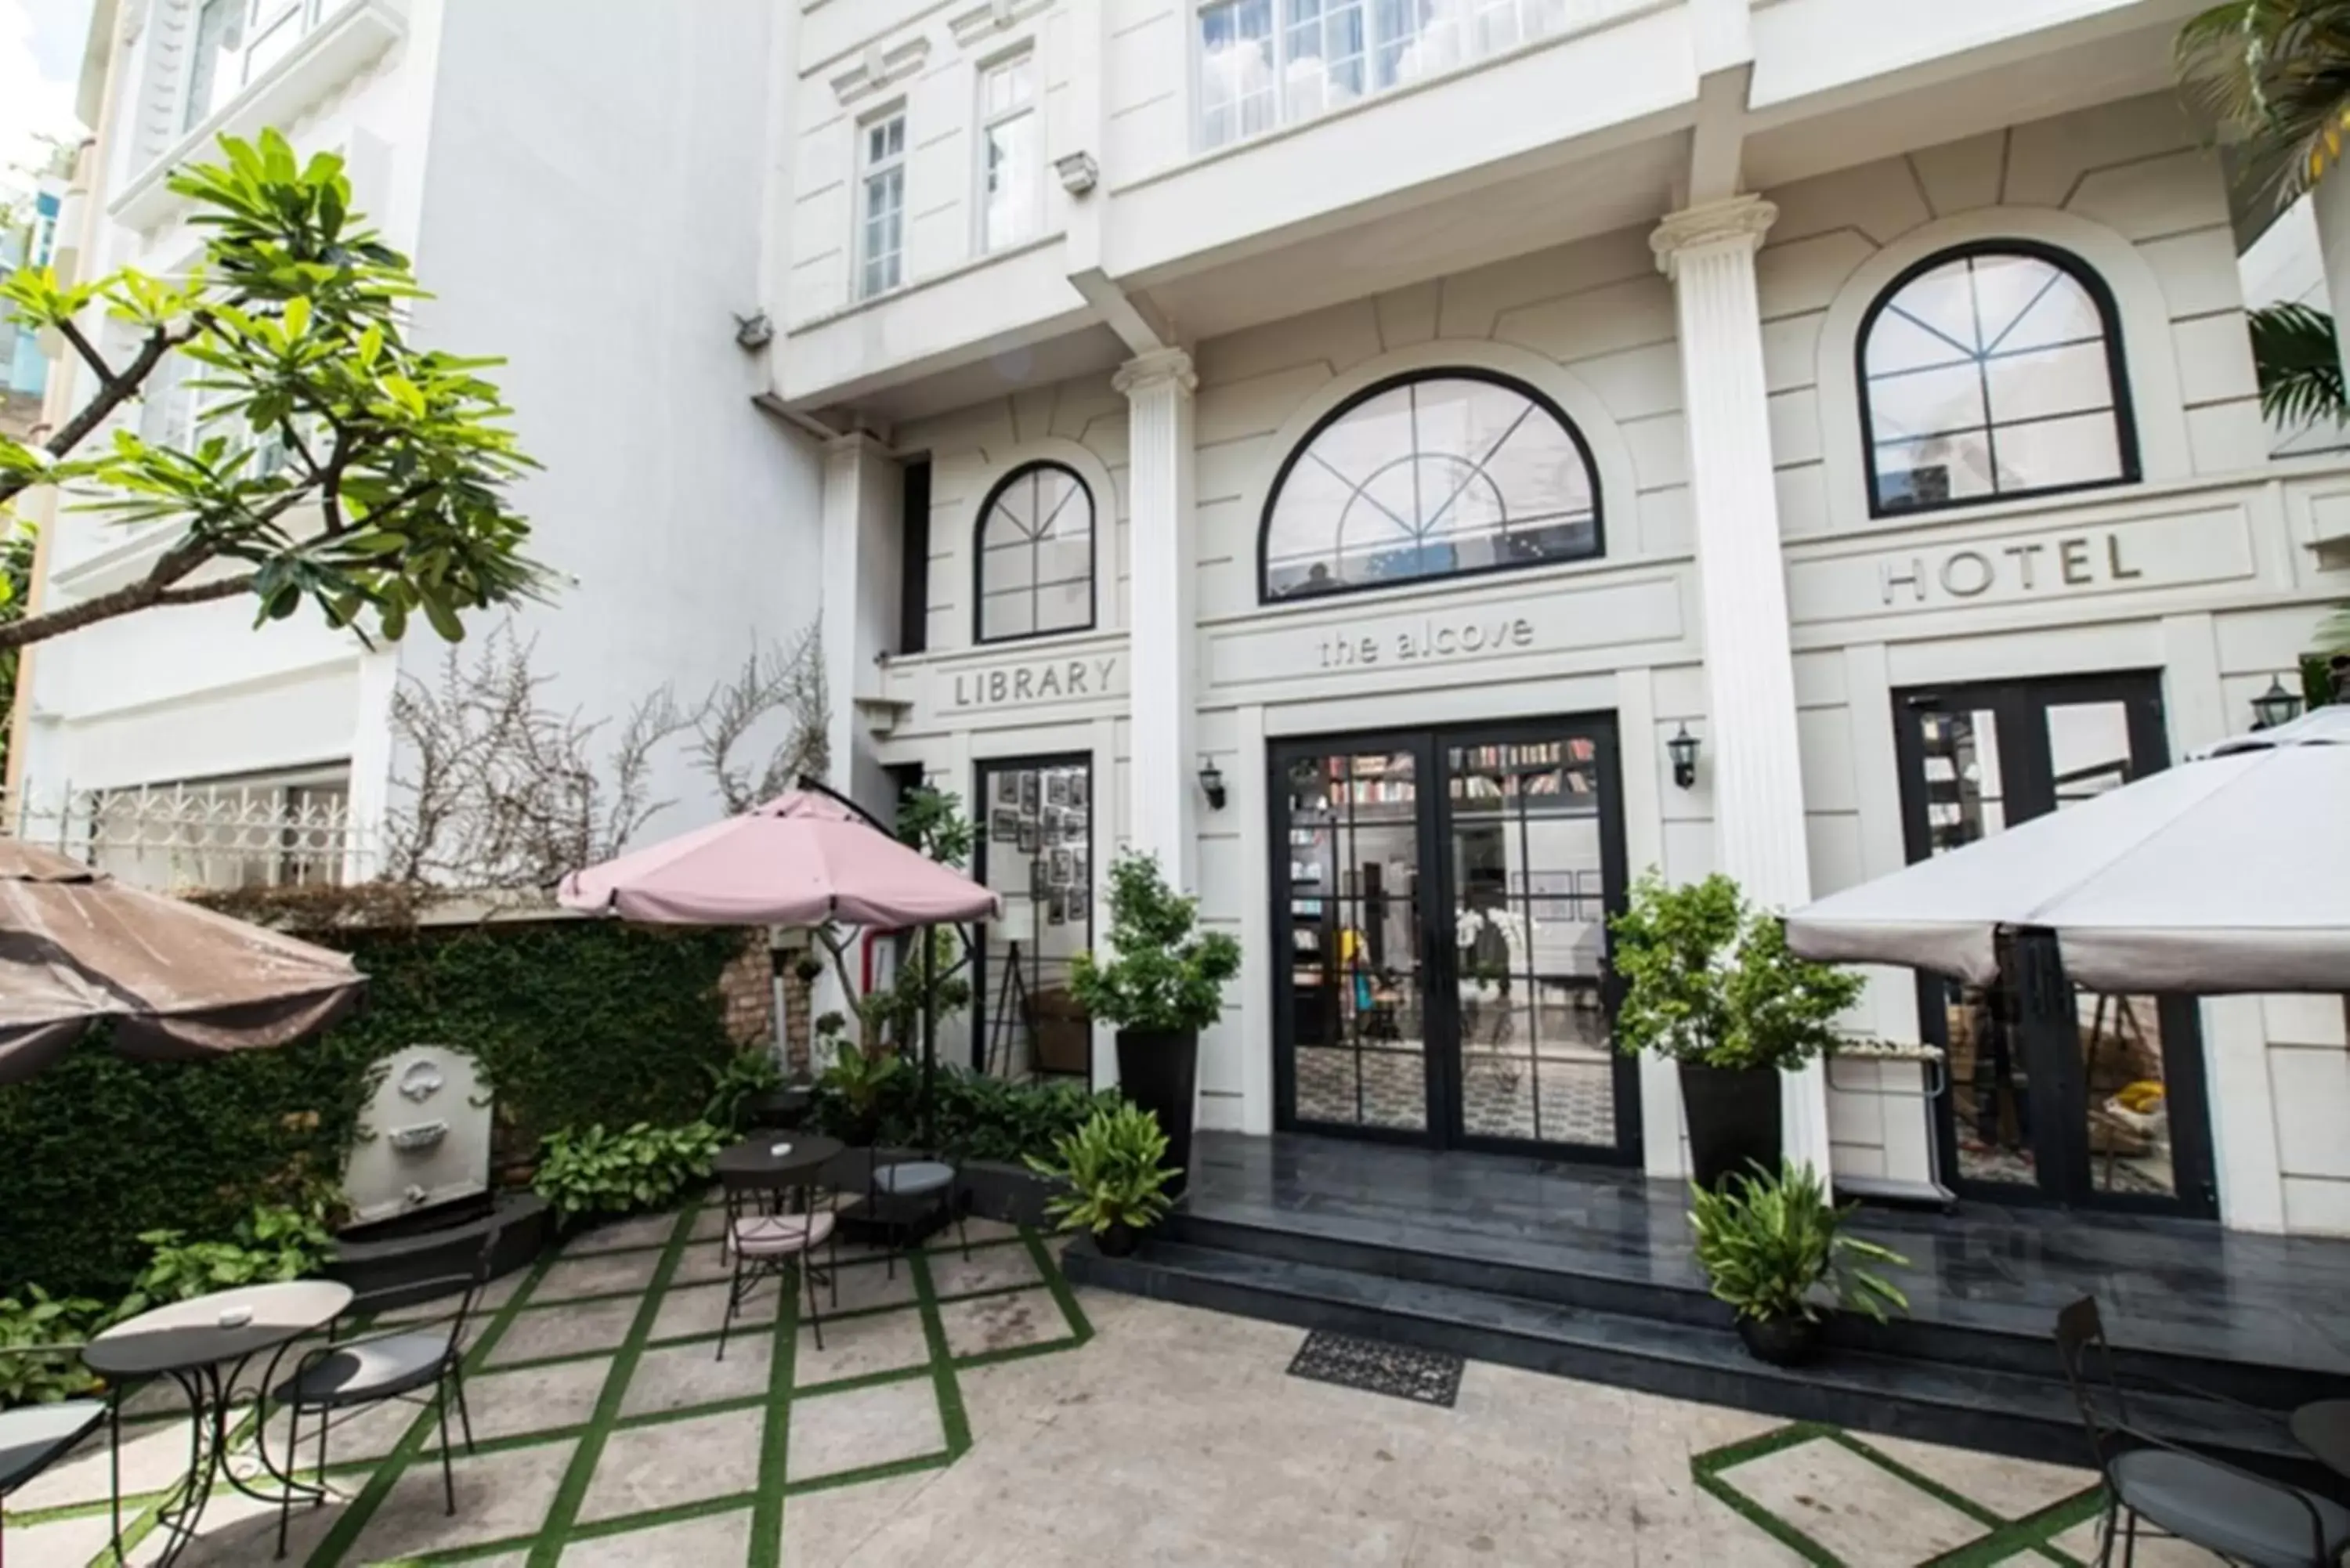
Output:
[{"xmin": 1293, "ymin": 1043, "xmax": 1615, "ymax": 1143}]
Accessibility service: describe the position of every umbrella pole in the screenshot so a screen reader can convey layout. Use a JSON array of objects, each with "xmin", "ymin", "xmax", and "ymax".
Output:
[{"xmin": 921, "ymin": 923, "xmax": 937, "ymax": 1154}]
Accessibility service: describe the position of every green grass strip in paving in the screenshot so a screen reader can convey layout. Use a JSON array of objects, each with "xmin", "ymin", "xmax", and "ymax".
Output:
[
  {"xmin": 1026, "ymin": 1230, "xmax": 1094, "ymax": 1346},
  {"xmin": 909, "ymin": 1250, "xmax": 972, "ymax": 1461},
  {"xmin": 522, "ymin": 1206, "xmax": 700, "ymax": 1568},
  {"xmin": 1691, "ymin": 1419, "xmax": 2116, "ymax": 1568},
  {"xmin": 745, "ymin": 1212, "xmax": 803, "ymax": 1567}
]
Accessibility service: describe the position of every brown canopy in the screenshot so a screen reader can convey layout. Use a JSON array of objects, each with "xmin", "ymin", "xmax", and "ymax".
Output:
[{"xmin": 0, "ymin": 837, "xmax": 365, "ymax": 1085}]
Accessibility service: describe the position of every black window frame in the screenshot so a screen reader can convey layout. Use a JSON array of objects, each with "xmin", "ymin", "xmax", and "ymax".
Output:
[
  {"xmin": 1254, "ymin": 367, "xmax": 1606, "ymax": 607},
  {"xmin": 1856, "ymin": 240, "xmax": 2141, "ymax": 521},
  {"xmin": 971, "ymin": 461, "xmax": 1097, "ymax": 647}
]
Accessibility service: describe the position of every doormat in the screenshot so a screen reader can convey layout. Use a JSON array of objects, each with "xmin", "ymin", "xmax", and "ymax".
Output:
[{"xmin": 1287, "ymin": 1330, "xmax": 1463, "ymax": 1407}]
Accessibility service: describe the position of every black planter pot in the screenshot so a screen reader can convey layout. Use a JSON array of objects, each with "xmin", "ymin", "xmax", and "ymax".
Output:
[
  {"xmin": 1115, "ymin": 1027, "xmax": 1197, "ymax": 1200},
  {"xmin": 1097, "ymin": 1220, "xmax": 1138, "ymax": 1258},
  {"xmin": 1736, "ymin": 1313, "xmax": 1822, "ymax": 1367},
  {"xmin": 1679, "ymin": 1063, "xmax": 1783, "ymax": 1192}
]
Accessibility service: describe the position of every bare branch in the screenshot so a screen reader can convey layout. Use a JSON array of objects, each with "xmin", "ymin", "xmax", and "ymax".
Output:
[{"xmin": 689, "ymin": 622, "xmax": 829, "ymax": 813}]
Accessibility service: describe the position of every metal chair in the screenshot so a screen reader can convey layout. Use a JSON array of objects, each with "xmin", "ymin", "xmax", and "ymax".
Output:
[
  {"xmin": 717, "ymin": 1165, "xmax": 838, "ymax": 1360},
  {"xmin": 0, "ymin": 1347, "xmax": 118, "ymax": 1568},
  {"xmin": 269, "ymin": 1240, "xmax": 501, "ymax": 1559},
  {"xmin": 864, "ymin": 1153, "xmax": 970, "ymax": 1281},
  {"xmin": 2054, "ymin": 1296, "xmax": 2350, "ymax": 1567}
]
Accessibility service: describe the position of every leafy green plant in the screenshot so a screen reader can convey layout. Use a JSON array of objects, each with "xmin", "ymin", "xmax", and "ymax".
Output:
[
  {"xmin": 2178, "ymin": 0, "xmax": 2350, "ymax": 207},
  {"xmin": 808, "ymin": 1064, "xmax": 1126, "ymax": 1164},
  {"xmin": 1070, "ymin": 853, "xmax": 1242, "ymax": 1034},
  {"xmin": 1609, "ymin": 873, "xmax": 1863, "ymax": 1071},
  {"xmin": 532, "ymin": 1121, "xmax": 728, "ymax": 1223},
  {"xmin": 125, "ymin": 1200, "xmax": 337, "ymax": 1314},
  {"xmin": 855, "ymin": 928, "xmax": 974, "ymax": 1051},
  {"xmin": 819, "ymin": 1045, "xmax": 908, "ymax": 1143},
  {"xmin": 2247, "ymin": 301, "xmax": 2348, "ymax": 427},
  {"xmin": 0, "ymin": 128, "xmax": 545, "ymax": 657},
  {"xmin": 703, "ymin": 1048, "xmax": 785, "ymax": 1130},
  {"xmin": 0, "ymin": 1288, "xmax": 109, "ymax": 1408},
  {"xmin": 1688, "ymin": 1161, "xmax": 1909, "ymax": 1324},
  {"xmin": 1026, "ymin": 1103, "xmax": 1178, "ymax": 1237}
]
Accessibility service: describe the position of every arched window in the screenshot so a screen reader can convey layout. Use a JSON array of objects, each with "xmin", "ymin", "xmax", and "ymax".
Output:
[
  {"xmin": 1260, "ymin": 370, "xmax": 1602, "ymax": 603},
  {"xmin": 975, "ymin": 461, "xmax": 1095, "ymax": 644},
  {"xmin": 1858, "ymin": 242, "xmax": 2137, "ymax": 517}
]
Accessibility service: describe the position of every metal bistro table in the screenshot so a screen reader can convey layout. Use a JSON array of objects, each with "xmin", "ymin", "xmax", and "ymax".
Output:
[
  {"xmin": 83, "ymin": 1279, "xmax": 352, "ymax": 1566},
  {"xmin": 714, "ymin": 1132, "xmax": 844, "ymax": 1190}
]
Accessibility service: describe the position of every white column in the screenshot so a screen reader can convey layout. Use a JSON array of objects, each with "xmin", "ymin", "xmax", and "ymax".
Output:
[
  {"xmin": 2313, "ymin": 175, "xmax": 2350, "ymax": 402},
  {"xmin": 1651, "ymin": 197, "xmax": 1830, "ymax": 1173},
  {"xmin": 819, "ymin": 431, "xmax": 898, "ymax": 816},
  {"xmin": 1115, "ymin": 348, "xmax": 1200, "ymax": 890}
]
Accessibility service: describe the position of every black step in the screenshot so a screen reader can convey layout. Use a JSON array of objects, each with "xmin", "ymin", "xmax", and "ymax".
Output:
[
  {"xmin": 1068, "ymin": 1236, "xmax": 2330, "ymax": 1490},
  {"xmin": 1162, "ymin": 1208, "xmax": 2348, "ymax": 1414}
]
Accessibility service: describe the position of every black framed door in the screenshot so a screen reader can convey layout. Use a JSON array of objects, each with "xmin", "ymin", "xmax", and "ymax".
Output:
[
  {"xmin": 1893, "ymin": 674, "xmax": 2218, "ymax": 1216},
  {"xmin": 1269, "ymin": 715, "xmax": 1639, "ymax": 1162},
  {"xmin": 971, "ymin": 753, "xmax": 1094, "ymax": 1082}
]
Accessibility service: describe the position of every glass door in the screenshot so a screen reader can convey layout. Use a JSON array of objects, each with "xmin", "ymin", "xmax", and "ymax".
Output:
[
  {"xmin": 1893, "ymin": 675, "xmax": 2217, "ymax": 1216},
  {"xmin": 1270, "ymin": 717, "xmax": 1636, "ymax": 1161}
]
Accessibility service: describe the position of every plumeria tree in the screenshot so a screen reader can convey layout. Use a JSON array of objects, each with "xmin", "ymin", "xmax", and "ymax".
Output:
[{"xmin": 0, "ymin": 130, "xmax": 544, "ymax": 655}]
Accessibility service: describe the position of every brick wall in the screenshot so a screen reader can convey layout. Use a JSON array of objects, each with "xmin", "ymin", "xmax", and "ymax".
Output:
[{"xmin": 712, "ymin": 933, "xmax": 816, "ymax": 1072}]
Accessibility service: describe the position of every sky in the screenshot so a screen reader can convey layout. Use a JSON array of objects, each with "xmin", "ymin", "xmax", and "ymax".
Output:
[{"xmin": 1, "ymin": 0, "xmax": 92, "ymax": 186}]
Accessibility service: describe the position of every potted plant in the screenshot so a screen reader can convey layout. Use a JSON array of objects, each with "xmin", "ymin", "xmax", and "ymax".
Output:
[
  {"xmin": 1070, "ymin": 853, "xmax": 1241, "ymax": 1196},
  {"xmin": 1026, "ymin": 1102, "xmax": 1178, "ymax": 1257},
  {"xmin": 1610, "ymin": 873, "xmax": 1863, "ymax": 1190},
  {"xmin": 1689, "ymin": 1160, "xmax": 1908, "ymax": 1365}
]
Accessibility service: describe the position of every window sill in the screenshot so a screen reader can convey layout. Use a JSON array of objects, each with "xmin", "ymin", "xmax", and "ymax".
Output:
[
  {"xmin": 787, "ymin": 230, "xmax": 1065, "ymax": 335},
  {"xmin": 110, "ymin": 0, "xmax": 409, "ymax": 233}
]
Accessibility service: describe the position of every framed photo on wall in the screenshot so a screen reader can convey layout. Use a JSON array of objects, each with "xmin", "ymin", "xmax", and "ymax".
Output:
[
  {"xmin": 1047, "ymin": 891, "xmax": 1067, "ymax": 926},
  {"xmin": 989, "ymin": 808, "xmax": 1018, "ymax": 842},
  {"xmin": 1067, "ymin": 887, "xmax": 1090, "ymax": 923},
  {"xmin": 1049, "ymin": 847, "xmax": 1073, "ymax": 887},
  {"xmin": 1017, "ymin": 819, "xmax": 1039, "ymax": 854},
  {"xmin": 1030, "ymin": 859, "xmax": 1049, "ymax": 898},
  {"xmin": 1069, "ymin": 772, "xmax": 1089, "ymax": 807},
  {"xmin": 996, "ymin": 773, "xmax": 1020, "ymax": 807},
  {"xmin": 1047, "ymin": 772, "xmax": 1071, "ymax": 808},
  {"xmin": 1019, "ymin": 771, "xmax": 1040, "ymax": 815}
]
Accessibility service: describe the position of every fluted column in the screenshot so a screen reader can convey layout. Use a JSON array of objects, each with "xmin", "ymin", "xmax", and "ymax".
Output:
[
  {"xmin": 1652, "ymin": 197, "xmax": 1829, "ymax": 1173},
  {"xmin": 1115, "ymin": 347, "xmax": 1199, "ymax": 891}
]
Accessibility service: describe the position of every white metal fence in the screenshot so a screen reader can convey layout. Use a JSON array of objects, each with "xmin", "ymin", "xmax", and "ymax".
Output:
[{"xmin": 5, "ymin": 780, "xmax": 367, "ymax": 891}]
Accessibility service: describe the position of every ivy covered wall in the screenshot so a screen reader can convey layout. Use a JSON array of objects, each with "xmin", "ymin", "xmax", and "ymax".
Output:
[{"xmin": 0, "ymin": 918, "xmax": 754, "ymax": 1299}]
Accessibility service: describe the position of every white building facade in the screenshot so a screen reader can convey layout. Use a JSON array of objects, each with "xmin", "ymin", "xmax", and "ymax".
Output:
[
  {"xmin": 13, "ymin": 0, "xmax": 824, "ymax": 883},
  {"xmin": 779, "ymin": 0, "xmax": 2350, "ymax": 1236}
]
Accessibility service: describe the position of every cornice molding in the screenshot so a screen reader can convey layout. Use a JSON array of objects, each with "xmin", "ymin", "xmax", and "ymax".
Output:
[
  {"xmin": 830, "ymin": 37, "xmax": 931, "ymax": 108},
  {"xmin": 947, "ymin": 0, "xmax": 1053, "ymax": 50}
]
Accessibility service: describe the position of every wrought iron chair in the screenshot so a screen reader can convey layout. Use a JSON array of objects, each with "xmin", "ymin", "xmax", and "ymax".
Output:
[
  {"xmin": 269, "ymin": 1237, "xmax": 501, "ymax": 1559},
  {"xmin": 718, "ymin": 1164, "xmax": 838, "ymax": 1359},
  {"xmin": 2054, "ymin": 1296, "xmax": 2350, "ymax": 1567},
  {"xmin": 864, "ymin": 1150, "xmax": 971, "ymax": 1282},
  {"xmin": 0, "ymin": 1347, "xmax": 118, "ymax": 1568}
]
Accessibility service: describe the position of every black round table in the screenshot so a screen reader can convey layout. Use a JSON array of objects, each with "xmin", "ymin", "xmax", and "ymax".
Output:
[
  {"xmin": 2292, "ymin": 1399, "xmax": 2350, "ymax": 1478},
  {"xmin": 85, "ymin": 1280, "xmax": 352, "ymax": 1566},
  {"xmin": 714, "ymin": 1133, "xmax": 843, "ymax": 1187}
]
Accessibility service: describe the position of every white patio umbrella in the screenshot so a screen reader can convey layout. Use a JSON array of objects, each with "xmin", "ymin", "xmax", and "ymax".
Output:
[{"xmin": 1785, "ymin": 703, "xmax": 2350, "ymax": 993}]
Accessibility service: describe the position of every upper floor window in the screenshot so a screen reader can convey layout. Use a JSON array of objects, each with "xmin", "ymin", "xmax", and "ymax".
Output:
[
  {"xmin": 978, "ymin": 53, "xmax": 1039, "ymax": 253},
  {"xmin": 977, "ymin": 462, "xmax": 1095, "ymax": 643},
  {"xmin": 1260, "ymin": 370, "xmax": 1601, "ymax": 603},
  {"xmin": 185, "ymin": 0, "xmax": 319, "ymax": 131},
  {"xmin": 1859, "ymin": 243, "xmax": 2138, "ymax": 517},
  {"xmin": 1198, "ymin": 0, "xmax": 1582, "ymax": 151},
  {"xmin": 859, "ymin": 113, "xmax": 907, "ymax": 298}
]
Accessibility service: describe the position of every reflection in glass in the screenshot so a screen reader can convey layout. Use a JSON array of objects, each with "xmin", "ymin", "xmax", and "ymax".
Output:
[
  {"xmin": 1447, "ymin": 736, "xmax": 1612, "ymax": 1146},
  {"xmin": 1864, "ymin": 247, "xmax": 2130, "ymax": 515},
  {"xmin": 1289, "ymin": 750, "xmax": 1427, "ymax": 1132},
  {"xmin": 976, "ymin": 760, "xmax": 1092, "ymax": 1081}
]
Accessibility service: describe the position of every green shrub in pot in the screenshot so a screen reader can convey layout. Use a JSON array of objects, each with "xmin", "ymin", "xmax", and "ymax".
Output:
[
  {"xmin": 1688, "ymin": 1160, "xmax": 1907, "ymax": 1365},
  {"xmin": 1025, "ymin": 1102, "xmax": 1177, "ymax": 1257}
]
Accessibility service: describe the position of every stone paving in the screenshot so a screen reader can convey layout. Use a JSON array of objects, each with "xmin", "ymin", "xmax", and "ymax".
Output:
[{"xmin": 2, "ymin": 1195, "xmax": 2217, "ymax": 1566}]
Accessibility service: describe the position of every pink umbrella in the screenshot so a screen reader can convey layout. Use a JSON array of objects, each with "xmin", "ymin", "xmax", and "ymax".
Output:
[{"xmin": 556, "ymin": 790, "xmax": 1000, "ymax": 927}]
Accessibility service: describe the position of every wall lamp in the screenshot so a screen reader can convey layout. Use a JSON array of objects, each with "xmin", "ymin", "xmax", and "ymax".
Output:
[
  {"xmin": 1197, "ymin": 756, "xmax": 1227, "ymax": 811},
  {"xmin": 1667, "ymin": 724, "xmax": 1701, "ymax": 790},
  {"xmin": 2251, "ymin": 676, "xmax": 2305, "ymax": 732}
]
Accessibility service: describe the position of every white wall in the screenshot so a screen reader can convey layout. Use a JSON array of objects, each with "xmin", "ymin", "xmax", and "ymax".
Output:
[{"xmin": 395, "ymin": 0, "xmax": 824, "ymax": 844}]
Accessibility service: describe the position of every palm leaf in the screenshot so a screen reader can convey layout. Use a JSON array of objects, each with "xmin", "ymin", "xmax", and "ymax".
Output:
[
  {"xmin": 2247, "ymin": 301, "xmax": 2350, "ymax": 425},
  {"xmin": 2180, "ymin": 0, "xmax": 2350, "ymax": 207}
]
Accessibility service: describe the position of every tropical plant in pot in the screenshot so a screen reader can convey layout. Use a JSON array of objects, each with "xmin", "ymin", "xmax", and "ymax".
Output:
[
  {"xmin": 1070, "ymin": 853, "xmax": 1241, "ymax": 1197},
  {"xmin": 1689, "ymin": 1160, "xmax": 1908, "ymax": 1366},
  {"xmin": 1025, "ymin": 1101, "xmax": 1178, "ymax": 1257},
  {"xmin": 1611, "ymin": 873, "xmax": 1863, "ymax": 1190}
]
